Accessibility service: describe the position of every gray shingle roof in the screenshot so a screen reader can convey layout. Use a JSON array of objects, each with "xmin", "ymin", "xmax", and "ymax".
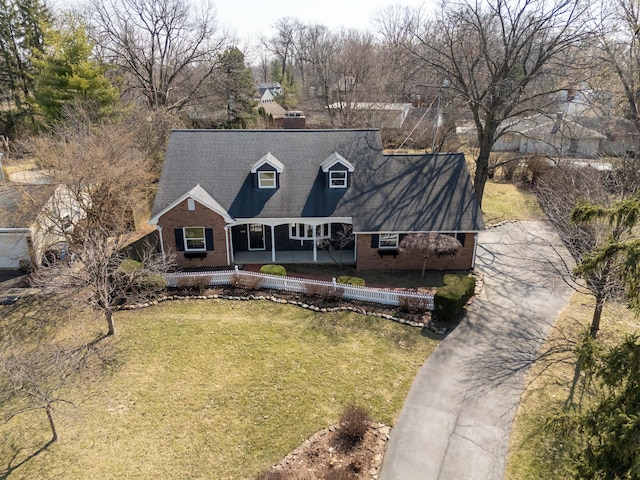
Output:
[{"xmin": 152, "ymin": 129, "xmax": 484, "ymax": 232}]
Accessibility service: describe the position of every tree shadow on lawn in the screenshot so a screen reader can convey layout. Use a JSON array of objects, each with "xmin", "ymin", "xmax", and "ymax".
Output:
[{"xmin": 0, "ymin": 432, "xmax": 55, "ymax": 480}]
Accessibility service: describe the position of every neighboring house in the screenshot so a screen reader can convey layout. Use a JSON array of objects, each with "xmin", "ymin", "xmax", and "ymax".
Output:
[
  {"xmin": 257, "ymin": 82, "xmax": 283, "ymax": 103},
  {"xmin": 0, "ymin": 184, "xmax": 86, "ymax": 269},
  {"xmin": 487, "ymin": 115, "xmax": 605, "ymax": 157},
  {"xmin": 327, "ymin": 102, "xmax": 414, "ymax": 129},
  {"xmin": 150, "ymin": 129, "xmax": 484, "ymax": 271}
]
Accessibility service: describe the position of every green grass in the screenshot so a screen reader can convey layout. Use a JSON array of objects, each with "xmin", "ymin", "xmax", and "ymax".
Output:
[
  {"xmin": 0, "ymin": 299, "xmax": 438, "ymax": 479},
  {"xmin": 482, "ymin": 180, "xmax": 545, "ymax": 226},
  {"xmin": 505, "ymin": 293, "xmax": 640, "ymax": 480},
  {"xmin": 281, "ymin": 264, "xmax": 450, "ymax": 289}
]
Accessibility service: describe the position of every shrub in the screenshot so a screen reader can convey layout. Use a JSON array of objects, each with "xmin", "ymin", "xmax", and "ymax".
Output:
[
  {"xmin": 324, "ymin": 466, "xmax": 358, "ymax": 480},
  {"xmin": 304, "ymin": 282, "xmax": 344, "ymax": 301},
  {"xmin": 260, "ymin": 264, "xmax": 286, "ymax": 276},
  {"xmin": 337, "ymin": 404, "xmax": 371, "ymax": 449},
  {"xmin": 434, "ymin": 274, "xmax": 476, "ymax": 321},
  {"xmin": 398, "ymin": 294, "xmax": 431, "ymax": 313},
  {"xmin": 336, "ymin": 276, "xmax": 365, "ymax": 287},
  {"xmin": 18, "ymin": 259, "xmax": 31, "ymax": 273},
  {"xmin": 175, "ymin": 274, "xmax": 211, "ymax": 291}
]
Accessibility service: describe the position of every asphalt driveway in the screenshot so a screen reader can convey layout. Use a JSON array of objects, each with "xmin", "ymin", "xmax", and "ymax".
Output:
[{"xmin": 379, "ymin": 221, "xmax": 575, "ymax": 480}]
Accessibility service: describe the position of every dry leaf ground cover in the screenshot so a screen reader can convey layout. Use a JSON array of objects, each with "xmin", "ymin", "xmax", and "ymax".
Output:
[{"xmin": 0, "ymin": 298, "xmax": 438, "ymax": 479}]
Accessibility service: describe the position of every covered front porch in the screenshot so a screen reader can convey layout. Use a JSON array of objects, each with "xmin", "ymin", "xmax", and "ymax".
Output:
[
  {"xmin": 228, "ymin": 218, "xmax": 354, "ymax": 266},
  {"xmin": 233, "ymin": 248, "xmax": 355, "ymax": 265}
]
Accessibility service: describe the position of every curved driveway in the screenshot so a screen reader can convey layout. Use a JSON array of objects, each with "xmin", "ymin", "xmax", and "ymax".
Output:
[{"xmin": 379, "ymin": 221, "xmax": 575, "ymax": 480}]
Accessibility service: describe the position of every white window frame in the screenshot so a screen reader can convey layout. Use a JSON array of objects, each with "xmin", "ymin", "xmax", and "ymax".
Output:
[
  {"xmin": 378, "ymin": 233, "xmax": 399, "ymax": 249},
  {"xmin": 187, "ymin": 198, "xmax": 195, "ymax": 211},
  {"xmin": 258, "ymin": 171, "xmax": 276, "ymax": 189},
  {"xmin": 183, "ymin": 226, "xmax": 206, "ymax": 251},
  {"xmin": 329, "ymin": 170, "xmax": 347, "ymax": 188},
  {"xmin": 289, "ymin": 223, "xmax": 330, "ymax": 240}
]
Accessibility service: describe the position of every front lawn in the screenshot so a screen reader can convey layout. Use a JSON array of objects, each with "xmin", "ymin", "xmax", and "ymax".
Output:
[{"xmin": 0, "ymin": 299, "xmax": 438, "ymax": 479}]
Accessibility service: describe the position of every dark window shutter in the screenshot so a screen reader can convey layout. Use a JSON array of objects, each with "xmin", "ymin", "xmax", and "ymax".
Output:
[
  {"xmin": 205, "ymin": 228, "xmax": 214, "ymax": 251},
  {"xmin": 456, "ymin": 233, "xmax": 466, "ymax": 247},
  {"xmin": 174, "ymin": 228, "xmax": 185, "ymax": 251},
  {"xmin": 370, "ymin": 234, "xmax": 379, "ymax": 248}
]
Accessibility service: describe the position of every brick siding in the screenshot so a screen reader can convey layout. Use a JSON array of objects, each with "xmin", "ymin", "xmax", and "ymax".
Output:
[
  {"xmin": 158, "ymin": 199, "xmax": 228, "ymax": 269},
  {"xmin": 355, "ymin": 233, "xmax": 477, "ymax": 270}
]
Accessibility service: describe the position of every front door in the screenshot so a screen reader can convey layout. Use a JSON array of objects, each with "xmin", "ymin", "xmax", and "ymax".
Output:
[{"xmin": 248, "ymin": 224, "xmax": 266, "ymax": 250}]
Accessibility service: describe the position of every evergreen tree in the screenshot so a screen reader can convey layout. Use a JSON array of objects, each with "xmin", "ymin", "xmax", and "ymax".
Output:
[
  {"xmin": 32, "ymin": 14, "xmax": 119, "ymax": 123},
  {"xmin": 217, "ymin": 47, "xmax": 256, "ymax": 128},
  {"xmin": 574, "ymin": 335, "xmax": 640, "ymax": 479},
  {"xmin": 0, "ymin": 0, "xmax": 51, "ymax": 130}
]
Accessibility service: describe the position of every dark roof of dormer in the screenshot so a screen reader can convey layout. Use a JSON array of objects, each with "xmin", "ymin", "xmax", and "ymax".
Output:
[{"xmin": 151, "ymin": 129, "xmax": 485, "ymax": 232}]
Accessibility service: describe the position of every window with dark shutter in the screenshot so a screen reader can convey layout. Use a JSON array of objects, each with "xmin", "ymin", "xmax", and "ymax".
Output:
[{"xmin": 370, "ymin": 234, "xmax": 379, "ymax": 248}]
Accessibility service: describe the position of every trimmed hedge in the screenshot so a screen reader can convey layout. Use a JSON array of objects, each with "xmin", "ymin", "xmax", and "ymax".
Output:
[
  {"xmin": 336, "ymin": 275, "xmax": 366, "ymax": 287},
  {"xmin": 259, "ymin": 264, "xmax": 287, "ymax": 276},
  {"xmin": 434, "ymin": 274, "xmax": 476, "ymax": 321}
]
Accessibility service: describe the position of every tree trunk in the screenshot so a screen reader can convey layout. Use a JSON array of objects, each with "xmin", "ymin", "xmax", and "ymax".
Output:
[
  {"xmin": 46, "ymin": 406, "xmax": 58, "ymax": 443},
  {"xmin": 590, "ymin": 293, "xmax": 605, "ymax": 339},
  {"xmin": 421, "ymin": 256, "xmax": 427, "ymax": 278},
  {"xmin": 473, "ymin": 146, "xmax": 491, "ymax": 208},
  {"xmin": 106, "ymin": 309, "xmax": 115, "ymax": 336}
]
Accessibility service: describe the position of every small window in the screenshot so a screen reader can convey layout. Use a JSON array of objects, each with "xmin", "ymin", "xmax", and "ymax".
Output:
[
  {"xmin": 378, "ymin": 233, "xmax": 399, "ymax": 249},
  {"xmin": 258, "ymin": 171, "xmax": 276, "ymax": 188},
  {"xmin": 289, "ymin": 223, "xmax": 330, "ymax": 240},
  {"xmin": 329, "ymin": 171, "xmax": 347, "ymax": 188},
  {"xmin": 184, "ymin": 227, "xmax": 206, "ymax": 251},
  {"xmin": 187, "ymin": 198, "xmax": 195, "ymax": 211}
]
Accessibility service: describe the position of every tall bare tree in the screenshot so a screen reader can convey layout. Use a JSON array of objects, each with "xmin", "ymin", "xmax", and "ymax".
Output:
[
  {"xmin": 410, "ymin": 0, "xmax": 592, "ymax": 206},
  {"xmin": 88, "ymin": 0, "xmax": 228, "ymax": 111},
  {"xmin": 594, "ymin": 0, "xmax": 640, "ymax": 142}
]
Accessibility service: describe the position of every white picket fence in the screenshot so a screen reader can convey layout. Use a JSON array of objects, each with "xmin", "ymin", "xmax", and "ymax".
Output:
[{"xmin": 165, "ymin": 267, "xmax": 434, "ymax": 310}]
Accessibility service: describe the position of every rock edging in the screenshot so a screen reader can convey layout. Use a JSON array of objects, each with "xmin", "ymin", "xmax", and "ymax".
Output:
[
  {"xmin": 270, "ymin": 421, "xmax": 391, "ymax": 479},
  {"xmin": 119, "ymin": 292, "xmax": 451, "ymax": 336}
]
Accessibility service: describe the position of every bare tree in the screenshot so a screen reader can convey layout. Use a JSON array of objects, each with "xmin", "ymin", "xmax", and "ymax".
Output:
[
  {"xmin": 33, "ymin": 230, "xmax": 171, "ymax": 336},
  {"xmin": 399, "ymin": 233, "xmax": 461, "ymax": 278},
  {"xmin": 88, "ymin": 0, "xmax": 228, "ymax": 111},
  {"xmin": 535, "ymin": 164, "xmax": 624, "ymax": 337},
  {"xmin": 595, "ymin": 0, "xmax": 640, "ymax": 136},
  {"xmin": 318, "ymin": 223, "xmax": 354, "ymax": 269},
  {"xmin": 409, "ymin": 0, "xmax": 593, "ymax": 206},
  {"xmin": 262, "ymin": 17, "xmax": 303, "ymax": 80},
  {"xmin": 27, "ymin": 110, "xmax": 154, "ymax": 243}
]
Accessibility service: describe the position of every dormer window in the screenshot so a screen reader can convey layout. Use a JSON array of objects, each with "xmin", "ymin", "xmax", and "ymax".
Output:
[
  {"xmin": 250, "ymin": 152, "xmax": 284, "ymax": 189},
  {"xmin": 321, "ymin": 152, "xmax": 355, "ymax": 189},
  {"xmin": 258, "ymin": 171, "xmax": 276, "ymax": 188}
]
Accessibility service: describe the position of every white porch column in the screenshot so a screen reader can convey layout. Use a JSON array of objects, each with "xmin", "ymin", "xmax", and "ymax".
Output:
[
  {"xmin": 156, "ymin": 226, "xmax": 166, "ymax": 263},
  {"xmin": 224, "ymin": 226, "xmax": 230, "ymax": 266},
  {"xmin": 313, "ymin": 225, "xmax": 317, "ymax": 262},
  {"xmin": 229, "ymin": 227, "xmax": 235, "ymax": 263},
  {"xmin": 271, "ymin": 224, "xmax": 276, "ymax": 262}
]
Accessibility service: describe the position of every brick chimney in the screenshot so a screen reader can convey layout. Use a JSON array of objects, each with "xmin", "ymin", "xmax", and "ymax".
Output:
[{"xmin": 283, "ymin": 111, "xmax": 306, "ymax": 129}]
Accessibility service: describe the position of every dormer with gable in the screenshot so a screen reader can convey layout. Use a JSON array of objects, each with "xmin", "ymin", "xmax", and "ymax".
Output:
[
  {"xmin": 321, "ymin": 152, "xmax": 355, "ymax": 188},
  {"xmin": 250, "ymin": 152, "xmax": 284, "ymax": 189}
]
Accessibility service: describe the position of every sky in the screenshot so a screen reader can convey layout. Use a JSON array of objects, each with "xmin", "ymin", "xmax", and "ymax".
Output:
[{"xmin": 214, "ymin": 0, "xmax": 433, "ymax": 42}]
